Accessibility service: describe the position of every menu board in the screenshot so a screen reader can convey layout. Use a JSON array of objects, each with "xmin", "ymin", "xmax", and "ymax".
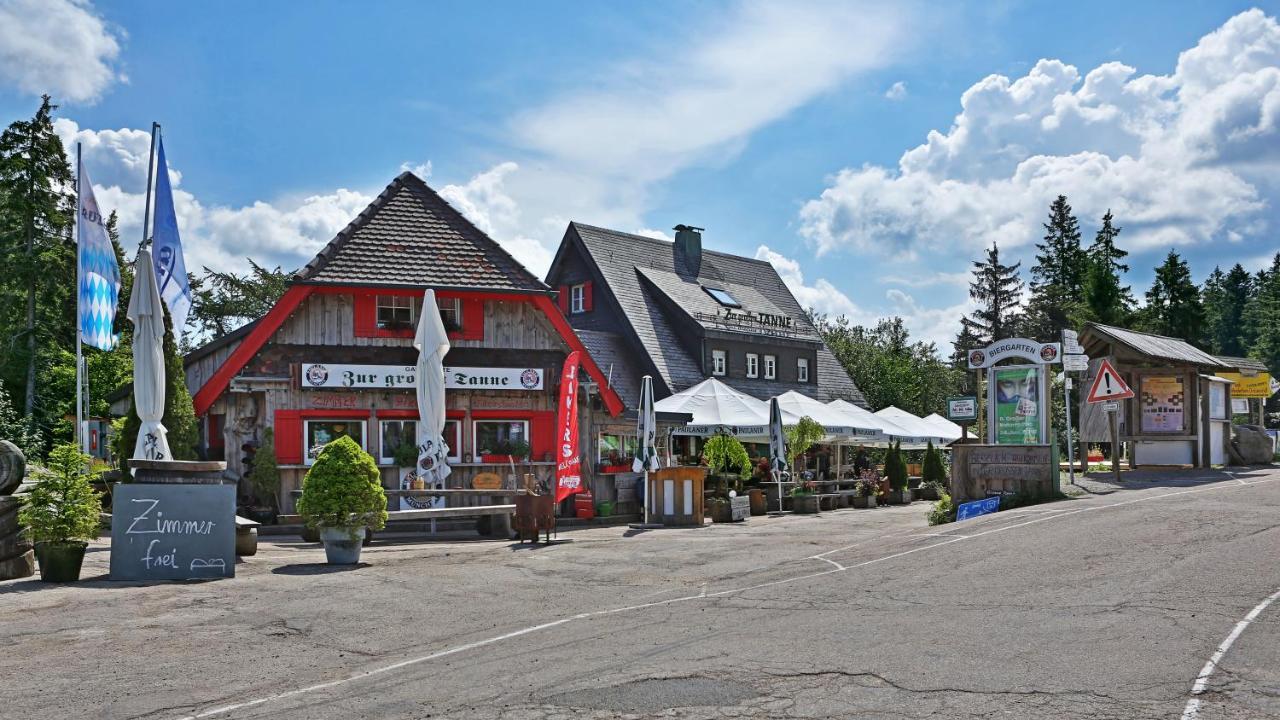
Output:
[
  {"xmin": 1141, "ymin": 376, "xmax": 1185, "ymax": 433},
  {"xmin": 110, "ymin": 483, "xmax": 236, "ymax": 581}
]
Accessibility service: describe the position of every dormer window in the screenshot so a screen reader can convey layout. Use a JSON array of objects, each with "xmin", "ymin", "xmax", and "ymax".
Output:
[
  {"xmin": 376, "ymin": 295, "xmax": 414, "ymax": 329},
  {"xmin": 703, "ymin": 286, "xmax": 741, "ymax": 308},
  {"xmin": 570, "ymin": 284, "xmax": 586, "ymax": 313}
]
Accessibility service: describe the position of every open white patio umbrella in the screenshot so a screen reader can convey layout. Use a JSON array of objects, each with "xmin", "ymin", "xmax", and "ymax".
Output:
[
  {"xmin": 921, "ymin": 413, "xmax": 963, "ymax": 444},
  {"xmin": 414, "ymin": 290, "xmax": 452, "ymax": 499},
  {"xmin": 768, "ymin": 397, "xmax": 788, "ymax": 514},
  {"xmin": 654, "ymin": 377, "xmax": 769, "ymax": 436},
  {"xmin": 128, "ymin": 247, "xmax": 171, "ymax": 464},
  {"xmin": 775, "ymin": 391, "xmax": 884, "ymax": 442},
  {"xmin": 633, "ymin": 375, "xmax": 659, "ymax": 524},
  {"xmin": 874, "ymin": 406, "xmax": 947, "ymax": 448},
  {"xmin": 827, "ymin": 399, "xmax": 908, "ymax": 448}
]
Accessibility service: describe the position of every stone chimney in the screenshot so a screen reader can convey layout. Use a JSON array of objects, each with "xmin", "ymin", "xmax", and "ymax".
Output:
[{"xmin": 673, "ymin": 224, "xmax": 704, "ymax": 276}]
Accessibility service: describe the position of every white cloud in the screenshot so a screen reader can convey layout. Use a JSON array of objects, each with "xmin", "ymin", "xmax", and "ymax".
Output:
[
  {"xmin": 885, "ymin": 81, "xmax": 908, "ymax": 100},
  {"xmin": 399, "ymin": 160, "xmax": 433, "ymax": 179},
  {"xmin": 754, "ymin": 245, "xmax": 872, "ymax": 322},
  {"xmin": 881, "ymin": 270, "xmax": 970, "ymax": 288},
  {"xmin": 635, "ymin": 228, "xmax": 674, "ymax": 242},
  {"xmin": 0, "ymin": 0, "xmax": 124, "ymax": 103},
  {"xmin": 799, "ymin": 9, "xmax": 1280, "ymax": 261},
  {"xmin": 439, "ymin": 162, "xmax": 553, "ymax": 276}
]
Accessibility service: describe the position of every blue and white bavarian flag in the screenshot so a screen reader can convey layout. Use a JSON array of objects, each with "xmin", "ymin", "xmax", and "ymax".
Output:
[
  {"xmin": 150, "ymin": 137, "xmax": 192, "ymax": 336},
  {"xmin": 77, "ymin": 160, "xmax": 120, "ymax": 350}
]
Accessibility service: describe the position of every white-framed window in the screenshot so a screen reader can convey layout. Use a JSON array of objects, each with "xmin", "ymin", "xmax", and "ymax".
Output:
[
  {"xmin": 570, "ymin": 284, "xmax": 586, "ymax": 314},
  {"xmin": 473, "ymin": 420, "xmax": 530, "ymax": 458},
  {"xmin": 764, "ymin": 354, "xmax": 777, "ymax": 380},
  {"xmin": 597, "ymin": 432, "xmax": 638, "ymax": 466},
  {"xmin": 379, "ymin": 419, "xmax": 416, "ymax": 465},
  {"xmin": 711, "ymin": 349, "xmax": 727, "ymax": 376},
  {"xmin": 436, "ymin": 296, "xmax": 461, "ymax": 332},
  {"xmin": 746, "ymin": 353, "xmax": 759, "ymax": 379},
  {"xmin": 797, "ymin": 357, "xmax": 810, "ymax": 382},
  {"xmin": 305, "ymin": 419, "xmax": 367, "ymax": 465},
  {"xmin": 376, "ymin": 295, "xmax": 414, "ymax": 328}
]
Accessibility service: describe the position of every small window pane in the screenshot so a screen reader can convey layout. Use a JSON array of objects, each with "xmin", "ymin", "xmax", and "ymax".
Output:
[
  {"xmin": 474, "ymin": 421, "xmax": 529, "ymax": 456},
  {"xmin": 712, "ymin": 349, "xmax": 726, "ymax": 376},
  {"xmin": 746, "ymin": 353, "xmax": 759, "ymax": 378},
  {"xmin": 377, "ymin": 295, "xmax": 415, "ymax": 328},
  {"xmin": 571, "ymin": 284, "xmax": 586, "ymax": 313},
  {"xmin": 436, "ymin": 297, "xmax": 462, "ymax": 332},
  {"xmin": 380, "ymin": 420, "xmax": 417, "ymax": 465},
  {"xmin": 703, "ymin": 286, "xmax": 741, "ymax": 308},
  {"xmin": 797, "ymin": 358, "xmax": 809, "ymax": 382},
  {"xmin": 764, "ymin": 355, "xmax": 776, "ymax": 380},
  {"xmin": 307, "ymin": 420, "xmax": 365, "ymax": 463}
]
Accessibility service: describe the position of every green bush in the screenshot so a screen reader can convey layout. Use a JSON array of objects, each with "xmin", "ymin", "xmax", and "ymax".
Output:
[
  {"xmin": 19, "ymin": 443, "xmax": 102, "ymax": 544},
  {"xmin": 886, "ymin": 439, "xmax": 908, "ymax": 491},
  {"xmin": 247, "ymin": 427, "xmax": 281, "ymax": 509},
  {"xmin": 296, "ymin": 436, "xmax": 387, "ymax": 533},
  {"xmin": 703, "ymin": 433, "xmax": 751, "ymax": 480},
  {"xmin": 785, "ymin": 416, "xmax": 826, "ymax": 469},
  {"xmin": 922, "ymin": 440, "xmax": 947, "ymax": 486},
  {"xmin": 927, "ymin": 493, "xmax": 955, "ymax": 526}
]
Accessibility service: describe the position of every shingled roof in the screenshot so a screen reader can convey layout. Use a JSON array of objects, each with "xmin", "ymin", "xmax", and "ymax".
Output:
[
  {"xmin": 1083, "ymin": 323, "xmax": 1226, "ymax": 367},
  {"xmin": 294, "ymin": 172, "xmax": 549, "ymax": 292},
  {"xmin": 561, "ymin": 223, "xmax": 867, "ymax": 407}
]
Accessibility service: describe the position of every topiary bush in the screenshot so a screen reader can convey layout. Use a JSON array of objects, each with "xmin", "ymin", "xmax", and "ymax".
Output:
[
  {"xmin": 886, "ymin": 439, "xmax": 908, "ymax": 491},
  {"xmin": 296, "ymin": 436, "xmax": 387, "ymax": 533},
  {"xmin": 19, "ymin": 443, "xmax": 102, "ymax": 544},
  {"xmin": 703, "ymin": 433, "xmax": 751, "ymax": 480},
  {"xmin": 922, "ymin": 440, "xmax": 947, "ymax": 489}
]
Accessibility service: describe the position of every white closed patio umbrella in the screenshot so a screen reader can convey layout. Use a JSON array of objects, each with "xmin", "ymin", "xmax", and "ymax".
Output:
[
  {"xmin": 128, "ymin": 247, "xmax": 172, "ymax": 464},
  {"xmin": 633, "ymin": 375, "xmax": 659, "ymax": 524},
  {"xmin": 414, "ymin": 290, "xmax": 452, "ymax": 497},
  {"xmin": 768, "ymin": 397, "xmax": 788, "ymax": 514}
]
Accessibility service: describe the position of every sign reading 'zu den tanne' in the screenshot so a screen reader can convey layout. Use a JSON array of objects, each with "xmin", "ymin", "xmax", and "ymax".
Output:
[{"xmin": 301, "ymin": 364, "xmax": 545, "ymax": 391}]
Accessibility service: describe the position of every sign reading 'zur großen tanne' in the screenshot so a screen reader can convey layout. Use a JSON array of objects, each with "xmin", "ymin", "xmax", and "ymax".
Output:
[
  {"xmin": 967, "ymin": 338, "xmax": 1062, "ymax": 369},
  {"xmin": 301, "ymin": 364, "xmax": 545, "ymax": 391}
]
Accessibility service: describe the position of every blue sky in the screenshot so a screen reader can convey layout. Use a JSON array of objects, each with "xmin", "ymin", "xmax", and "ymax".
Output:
[{"xmin": 2, "ymin": 0, "xmax": 1278, "ymax": 349}]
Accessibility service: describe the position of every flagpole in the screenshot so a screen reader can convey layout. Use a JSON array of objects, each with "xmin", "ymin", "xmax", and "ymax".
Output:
[
  {"xmin": 140, "ymin": 123, "xmax": 159, "ymax": 251},
  {"xmin": 75, "ymin": 142, "xmax": 86, "ymax": 455}
]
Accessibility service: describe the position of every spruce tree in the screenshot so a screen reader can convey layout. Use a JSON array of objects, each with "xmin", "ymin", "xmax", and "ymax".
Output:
[
  {"xmin": 0, "ymin": 96, "xmax": 76, "ymax": 430},
  {"xmin": 1203, "ymin": 263, "xmax": 1254, "ymax": 356},
  {"xmin": 1245, "ymin": 253, "xmax": 1280, "ymax": 388},
  {"xmin": 1142, "ymin": 251, "xmax": 1206, "ymax": 344},
  {"xmin": 1024, "ymin": 195, "xmax": 1087, "ymax": 340},
  {"xmin": 1080, "ymin": 210, "xmax": 1134, "ymax": 326},
  {"xmin": 959, "ymin": 242, "xmax": 1025, "ymax": 346}
]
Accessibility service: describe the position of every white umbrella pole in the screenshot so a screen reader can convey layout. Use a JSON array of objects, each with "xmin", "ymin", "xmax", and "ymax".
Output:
[{"xmin": 643, "ymin": 469, "xmax": 649, "ymax": 525}]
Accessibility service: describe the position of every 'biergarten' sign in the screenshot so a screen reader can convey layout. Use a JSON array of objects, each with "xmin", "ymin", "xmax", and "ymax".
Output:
[
  {"xmin": 301, "ymin": 364, "xmax": 545, "ymax": 391},
  {"xmin": 966, "ymin": 338, "xmax": 1062, "ymax": 369}
]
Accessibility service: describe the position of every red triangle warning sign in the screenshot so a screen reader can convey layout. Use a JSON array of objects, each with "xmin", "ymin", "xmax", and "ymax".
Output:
[{"xmin": 1086, "ymin": 359, "xmax": 1135, "ymax": 403}]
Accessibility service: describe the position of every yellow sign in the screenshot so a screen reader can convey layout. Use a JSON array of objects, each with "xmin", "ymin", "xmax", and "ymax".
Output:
[{"xmin": 1217, "ymin": 372, "xmax": 1273, "ymax": 399}]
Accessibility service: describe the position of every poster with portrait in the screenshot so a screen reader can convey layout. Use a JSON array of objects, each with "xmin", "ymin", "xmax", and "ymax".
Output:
[
  {"xmin": 993, "ymin": 366, "xmax": 1042, "ymax": 444},
  {"xmin": 1141, "ymin": 376, "xmax": 1184, "ymax": 432}
]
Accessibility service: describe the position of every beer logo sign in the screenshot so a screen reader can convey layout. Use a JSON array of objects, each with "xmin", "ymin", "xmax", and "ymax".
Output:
[
  {"xmin": 305, "ymin": 364, "xmax": 329, "ymax": 386},
  {"xmin": 1039, "ymin": 345, "xmax": 1059, "ymax": 362},
  {"xmin": 968, "ymin": 350, "xmax": 985, "ymax": 368},
  {"xmin": 520, "ymin": 369, "xmax": 541, "ymax": 389}
]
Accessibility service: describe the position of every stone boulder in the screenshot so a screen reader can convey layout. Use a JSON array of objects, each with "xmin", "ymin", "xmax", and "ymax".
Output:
[
  {"xmin": 0, "ymin": 440, "xmax": 24, "ymax": 495},
  {"xmin": 1231, "ymin": 425, "xmax": 1276, "ymax": 465}
]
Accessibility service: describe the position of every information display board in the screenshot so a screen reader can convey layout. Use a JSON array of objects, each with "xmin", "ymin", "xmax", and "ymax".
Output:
[
  {"xmin": 1140, "ymin": 376, "xmax": 1185, "ymax": 433},
  {"xmin": 990, "ymin": 365, "xmax": 1046, "ymax": 444}
]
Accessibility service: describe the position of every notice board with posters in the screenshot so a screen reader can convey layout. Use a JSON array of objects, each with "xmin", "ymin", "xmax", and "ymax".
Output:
[
  {"xmin": 988, "ymin": 364, "xmax": 1047, "ymax": 444},
  {"xmin": 1140, "ymin": 375, "xmax": 1185, "ymax": 433}
]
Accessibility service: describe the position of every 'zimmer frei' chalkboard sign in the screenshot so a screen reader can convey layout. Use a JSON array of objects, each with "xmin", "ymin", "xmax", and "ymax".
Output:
[{"xmin": 110, "ymin": 483, "xmax": 236, "ymax": 581}]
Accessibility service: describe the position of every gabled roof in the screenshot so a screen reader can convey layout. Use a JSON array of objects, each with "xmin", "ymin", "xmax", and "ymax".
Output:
[
  {"xmin": 1082, "ymin": 323, "xmax": 1225, "ymax": 367},
  {"xmin": 295, "ymin": 172, "xmax": 548, "ymax": 292},
  {"xmin": 554, "ymin": 222, "xmax": 866, "ymax": 406}
]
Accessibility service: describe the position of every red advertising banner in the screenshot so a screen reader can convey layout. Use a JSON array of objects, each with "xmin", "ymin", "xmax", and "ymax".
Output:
[{"xmin": 554, "ymin": 351, "xmax": 583, "ymax": 502}]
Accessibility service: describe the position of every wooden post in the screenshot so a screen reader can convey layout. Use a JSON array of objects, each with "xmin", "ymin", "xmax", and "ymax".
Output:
[{"xmin": 1109, "ymin": 407, "xmax": 1121, "ymax": 483}]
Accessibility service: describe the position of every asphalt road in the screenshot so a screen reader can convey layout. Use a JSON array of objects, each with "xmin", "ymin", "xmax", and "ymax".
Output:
[{"xmin": 4, "ymin": 466, "xmax": 1279, "ymax": 720}]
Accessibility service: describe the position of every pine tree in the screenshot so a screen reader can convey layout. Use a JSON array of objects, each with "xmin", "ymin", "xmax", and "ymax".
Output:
[
  {"xmin": 1080, "ymin": 210, "xmax": 1134, "ymax": 326},
  {"xmin": 0, "ymin": 96, "xmax": 76, "ymax": 429},
  {"xmin": 1024, "ymin": 195, "xmax": 1087, "ymax": 340},
  {"xmin": 1245, "ymin": 253, "xmax": 1280, "ymax": 386},
  {"xmin": 1141, "ymin": 250, "xmax": 1206, "ymax": 344},
  {"xmin": 1203, "ymin": 263, "xmax": 1254, "ymax": 356},
  {"xmin": 959, "ymin": 242, "xmax": 1025, "ymax": 346}
]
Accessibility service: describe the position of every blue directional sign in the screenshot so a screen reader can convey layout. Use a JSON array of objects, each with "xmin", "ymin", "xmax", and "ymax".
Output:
[{"xmin": 956, "ymin": 496, "xmax": 1000, "ymax": 522}]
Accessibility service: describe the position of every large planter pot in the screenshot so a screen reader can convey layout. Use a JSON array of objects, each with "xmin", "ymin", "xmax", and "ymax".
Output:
[
  {"xmin": 851, "ymin": 494, "xmax": 877, "ymax": 509},
  {"xmin": 708, "ymin": 502, "xmax": 733, "ymax": 523},
  {"xmin": 791, "ymin": 494, "xmax": 820, "ymax": 514},
  {"xmin": 319, "ymin": 526, "xmax": 364, "ymax": 565},
  {"xmin": 747, "ymin": 488, "xmax": 766, "ymax": 516},
  {"xmin": 35, "ymin": 541, "xmax": 87, "ymax": 582},
  {"xmin": 885, "ymin": 489, "xmax": 911, "ymax": 505},
  {"xmin": 916, "ymin": 485, "xmax": 941, "ymax": 502}
]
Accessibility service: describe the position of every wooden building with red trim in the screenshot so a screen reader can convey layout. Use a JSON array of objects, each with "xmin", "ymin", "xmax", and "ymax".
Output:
[{"xmin": 185, "ymin": 172, "xmax": 624, "ymax": 512}]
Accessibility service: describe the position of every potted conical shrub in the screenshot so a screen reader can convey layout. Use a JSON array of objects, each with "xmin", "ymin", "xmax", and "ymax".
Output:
[
  {"xmin": 917, "ymin": 441, "xmax": 947, "ymax": 501},
  {"xmin": 884, "ymin": 440, "xmax": 911, "ymax": 504},
  {"xmin": 296, "ymin": 436, "xmax": 388, "ymax": 565},
  {"xmin": 20, "ymin": 444, "xmax": 102, "ymax": 582}
]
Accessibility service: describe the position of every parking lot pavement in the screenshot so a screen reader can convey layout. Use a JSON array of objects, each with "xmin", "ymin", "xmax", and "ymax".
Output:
[{"xmin": 4, "ymin": 466, "xmax": 1279, "ymax": 720}]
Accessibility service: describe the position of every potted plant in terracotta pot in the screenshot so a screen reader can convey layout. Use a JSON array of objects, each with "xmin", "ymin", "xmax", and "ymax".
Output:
[
  {"xmin": 296, "ymin": 436, "xmax": 388, "ymax": 565},
  {"xmin": 20, "ymin": 443, "xmax": 102, "ymax": 582}
]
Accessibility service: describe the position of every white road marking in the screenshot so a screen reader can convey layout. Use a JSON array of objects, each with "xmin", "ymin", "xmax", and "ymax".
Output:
[
  {"xmin": 811, "ymin": 556, "xmax": 845, "ymax": 570},
  {"xmin": 1180, "ymin": 586, "xmax": 1280, "ymax": 720},
  {"xmin": 179, "ymin": 474, "xmax": 1280, "ymax": 719}
]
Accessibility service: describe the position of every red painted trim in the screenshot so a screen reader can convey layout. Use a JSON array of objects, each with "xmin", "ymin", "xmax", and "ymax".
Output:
[
  {"xmin": 273, "ymin": 410, "xmax": 303, "ymax": 464},
  {"xmin": 557, "ymin": 285, "xmax": 569, "ymax": 314},
  {"xmin": 194, "ymin": 285, "xmax": 315, "ymax": 416},
  {"xmin": 583, "ymin": 281, "xmax": 594, "ymax": 312},
  {"xmin": 532, "ymin": 295, "xmax": 625, "ymax": 416}
]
